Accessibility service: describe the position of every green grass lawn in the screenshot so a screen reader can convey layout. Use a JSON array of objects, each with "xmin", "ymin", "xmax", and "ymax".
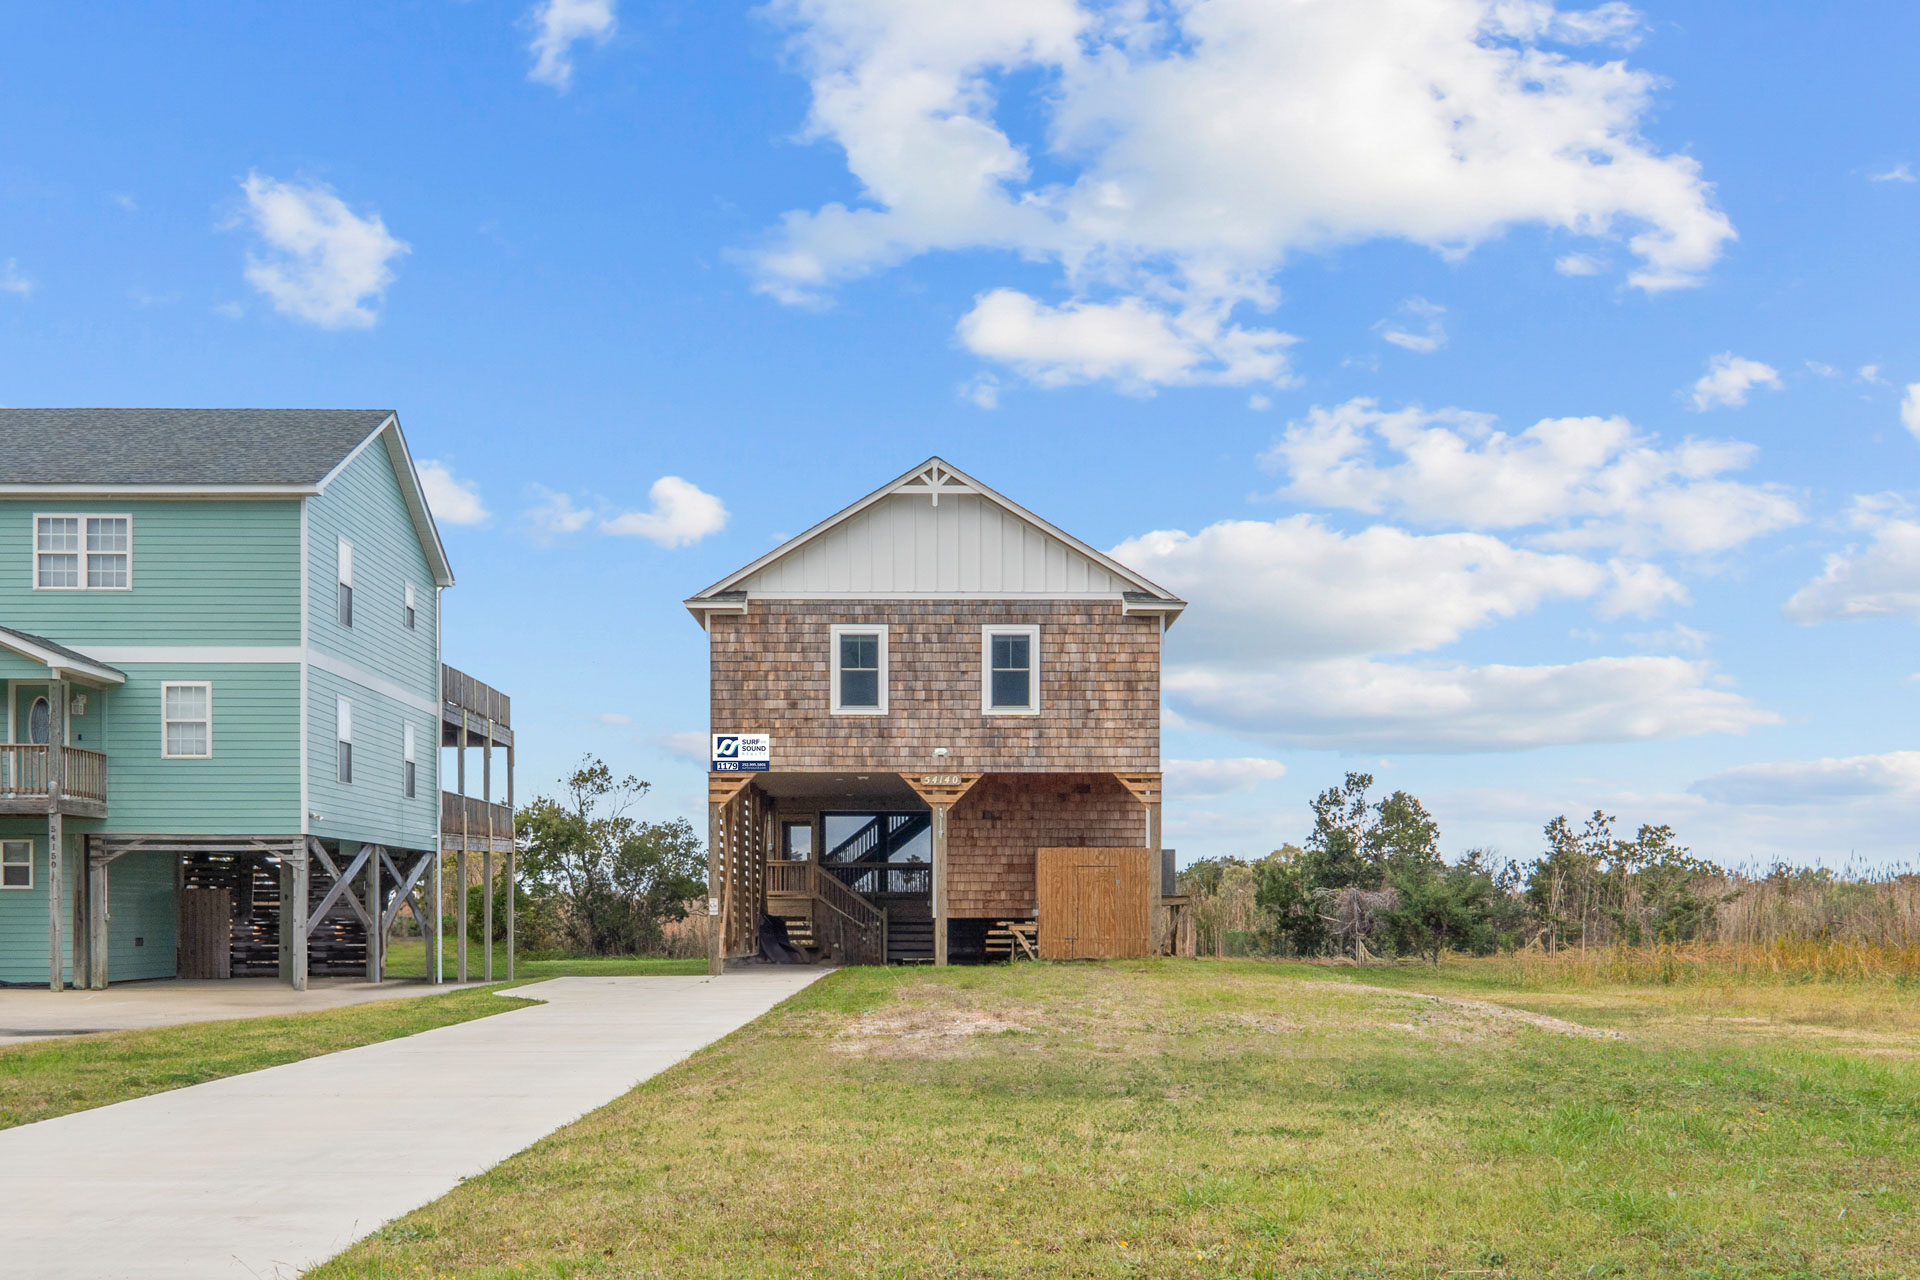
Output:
[
  {"xmin": 0, "ymin": 984, "xmax": 538, "ymax": 1129},
  {"xmin": 316, "ymin": 958, "xmax": 1920, "ymax": 1280}
]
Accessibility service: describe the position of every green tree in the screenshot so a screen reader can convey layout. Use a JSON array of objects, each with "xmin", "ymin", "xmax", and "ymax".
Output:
[
  {"xmin": 515, "ymin": 757, "xmax": 707, "ymax": 956},
  {"xmin": 1383, "ymin": 859, "xmax": 1497, "ymax": 964}
]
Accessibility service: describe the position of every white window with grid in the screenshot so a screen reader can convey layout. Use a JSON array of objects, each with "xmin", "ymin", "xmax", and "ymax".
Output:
[
  {"xmin": 402, "ymin": 722, "xmax": 417, "ymax": 798},
  {"xmin": 35, "ymin": 515, "xmax": 130, "ymax": 589},
  {"xmin": 981, "ymin": 625, "xmax": 1041, "ymax": 715},
  {"xmin": 337, "ymin": 695, "xmax": 354, "ymax": 784},
  {"xmin": 337, "ymin": 537, "xmax": 355, "ymax": 628},
  {"xmin": 404, "ymin": 581, "xmax": 417, "ymax": 630},
  {"xmin": 1, "ymin": 840, "xmax": 30, "ymax": 890},
  {"xmin": 161, "ymin": 682, "xmax": 212, "ymax": 758}
]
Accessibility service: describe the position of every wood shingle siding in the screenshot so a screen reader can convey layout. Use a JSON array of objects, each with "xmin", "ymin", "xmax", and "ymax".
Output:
[
  {"xmin": 947, "ymin": 773, "xmax": 1145, "ymax": 917},
  {"xmin": 709, "ymin": 600, "xmax": 1160, "ymax": 773}
]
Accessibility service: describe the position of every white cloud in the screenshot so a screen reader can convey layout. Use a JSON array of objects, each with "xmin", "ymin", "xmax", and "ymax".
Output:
[
  {"xmin": 1625, "ymin": 622, "xmax": 1710, "ymax": 654},
  {"xmin": 956, "ymin": 289, "xmax": 1295, "ymax": 392},
  {"xmin": 1690, "ymin": 751, "xmax": 1920, "ymax": 806},
  {"xmin": 1902, "ymin": 384, "xmax": 1920, "ymax": 441},
  {"xmin": 1, "ymin": 259, "xmax": 33, "ymax": 298},
  {"xmin": 528, "ymin": 0, "xmax": 616, "ymax": 90},
  {"xmin": 1167, "ymin": 655, "xmax": 1775, "ymax": 752},
  {"xmin": 750, "ymin": 0, "xmax": 1733, "ymax": 392},
  {"xmin": 654, "ymin": 730, "xmax": 710, "ymax": 762},
  {"xmin": 1860, "ymin": 364, "xmax": 1886, "ymax": 385},
  {"xmin": 1165, "ymin": 757, "xmax": 1290, "ymax": 798},
  {"xmin": 1783, "ymin": 495, "xmax": 1920, "ymax": 625},
  {"xmin": 960, "ymin": 374, "xmax": 1001, "ymax": 409},
  {"xmin": 585, "ymin": 712, "xmax": 633, "ymax": 726},
  {"xmin": 1554, "ymin": 251, "xmax": 1605, "ymax": 276},
  {"xmin": 1805, "ymin": 360, "xmax": 1839, "ymax": 379},
  {"xmin": 1114, "ymin": 515, "xmax": 1607, "ymax": 663},
  {"xmin": 1261, "ymin": 397, "xmax": 1802, "ymax": 556},
  {"xmin": 1377, "ymin": 297, "xmax": 1447, "ymax": 354},
  {"xmin": 1868, "ymin": 162, "xmax": 1916, "ymax": 184},
  {"xmin": 1248, "ymin": 394, "xmax": 1273, "ymax": 412},
  {"xmin": 418, "ymin": 460, "xmax": 490, "ymax": 527},
  {"xmin": 236, "ymin": 173, "xmax": 408, "ymax": 329},
  {"xmin": 525, "ymin": 486, "xmax": 596, "ymax": 535},
  {"xmin": 1687, "ymin": 352, "xmax": 1782, "ymax": 411},
  {"xmin": 1599, "ymin": 558, "xmax": 1688, "ymax": 618},
  {"xmin": 601, "ymin": 476, "xmax": 729, "ymax": 547}
]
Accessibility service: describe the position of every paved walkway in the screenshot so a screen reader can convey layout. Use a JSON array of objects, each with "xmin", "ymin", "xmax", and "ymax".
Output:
[
  {"xmin": 0, "ymin": 971, "xmax": 826, "ymax": 1278},
  {"xmin": 0, "ymin": 977, "xmax": 474, "ymax": 1043}
]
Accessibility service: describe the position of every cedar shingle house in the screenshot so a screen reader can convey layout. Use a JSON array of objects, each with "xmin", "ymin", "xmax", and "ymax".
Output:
[{"xmin": 687, "ymin": 458, "xmax": 1184, "ymax": 966}]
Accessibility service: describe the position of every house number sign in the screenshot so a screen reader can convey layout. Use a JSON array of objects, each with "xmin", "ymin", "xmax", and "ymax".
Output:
[{"xmin": 918, "ymin": 774, "xmax": 965, "ymax": 786}]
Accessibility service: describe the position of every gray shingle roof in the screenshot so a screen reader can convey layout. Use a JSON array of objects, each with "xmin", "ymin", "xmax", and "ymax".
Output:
[
  {"xmin": 0, "ymin": 409, "xmax": 394, "ymax": 486},
  {"xmin": 0, "ymin": 625, "xmax": 126, "ymax": 678}
]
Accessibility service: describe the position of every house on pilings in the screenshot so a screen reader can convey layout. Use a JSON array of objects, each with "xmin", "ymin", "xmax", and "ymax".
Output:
[
  {"xmin": 686, "ymin": 458, "xmax": 1186, "ymax": 968},
  {"xmin": 0, "ymin": 409, "xmax": 516, "ymax": 991}
]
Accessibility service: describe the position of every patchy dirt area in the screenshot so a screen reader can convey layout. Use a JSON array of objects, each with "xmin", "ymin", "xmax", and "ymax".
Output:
[
  {"xmin": 1339, "ymin": 983, "xmax": 1627, "ymax": 1042},
  {"xmin": 831, "ymin": 986, "xmax": 1038, "ymax": 1058}
]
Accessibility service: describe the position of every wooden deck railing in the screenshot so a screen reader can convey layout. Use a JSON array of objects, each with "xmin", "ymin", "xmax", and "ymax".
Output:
[
  {"xmin": 441, "ymin": 790, "xmax": 513, "ymax": 835},
  {"xmin": 0, "ymin": 745, "xmax": 107, "ymax": 804},
  {"xmin": 442, "ymin": 664, "xmax": 511, "ymax": 727},
  {"xmin": 767, "ymin": 859, "xmax": 885, "ymax": 931}
]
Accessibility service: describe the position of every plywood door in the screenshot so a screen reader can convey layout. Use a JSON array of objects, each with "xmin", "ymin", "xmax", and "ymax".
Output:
[
  {"xmin": 178, "ymin": 888, "xmax": 232, "ymax": 979},
  {"xmin": 1037, "ymin": 847, "xmax": 1152, "ymax": 960}
]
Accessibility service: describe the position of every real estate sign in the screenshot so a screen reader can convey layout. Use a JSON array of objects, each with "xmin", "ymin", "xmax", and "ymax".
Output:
[{"xmin": 711, "ymin": 733, "xmax": 771, "ymax": 772}]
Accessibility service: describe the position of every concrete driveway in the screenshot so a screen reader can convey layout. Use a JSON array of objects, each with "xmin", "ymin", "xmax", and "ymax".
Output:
[
  {"xmin": 0, "ymin": 977, "xmax": 474, "ymax": 1044},
  {"xmin": 0, "ymin": 971, "xmax": 827, "ymax": 1279}
]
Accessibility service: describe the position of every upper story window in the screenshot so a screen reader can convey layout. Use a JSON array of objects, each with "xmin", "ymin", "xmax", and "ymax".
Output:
[
  {"xmin": 336, "ymin": 695, "xmax": 353, "ymax": 784},
  {"xmin": 336, "ymin": 537, "xmax": 354, "ymax": 628},
  {"xmin": 830, "ymin": 624, "xmax": 887, "ymax": 715},
  {"xmin": 402, "ymin": 722, "xmax": 417, "ymax": 798},
  {"xmin": 404, "ymin": 581, "xmax": 417, "ymax": 630},
  {"xmin": 36, "ymin": 515, "xmax": 130, "ymax": 590},
  {"xmin": 161, "ymin": 682, "xmax": 213, "ymax": 758},
  {"xmin": 0, "ymin": 840, "xmax": 30, "ymax": 889},
  {"xmin": 982, "ymin": 625, "xmax": 1040, "ymax": 715}
]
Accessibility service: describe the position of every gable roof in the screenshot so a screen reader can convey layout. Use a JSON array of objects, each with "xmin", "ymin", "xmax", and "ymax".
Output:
[
  {"xmin": 0, "ymin": 408, "xmax": 453, "ymax": 587},
  {"xmin": 0, "ymin": 409, "xmax": 396, "ymax": 486},
  {"xmin": 688, "ymin": 457, "xmax": 1184, "ymax": 625},
  {"xmin": 0, "ymin": 625, "xmax": 126, "ymax": 686}
]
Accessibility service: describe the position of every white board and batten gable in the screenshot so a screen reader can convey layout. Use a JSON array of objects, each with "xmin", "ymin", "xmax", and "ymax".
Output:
[{"xmin": 686, "ymin": 458, "xmax": 1185, "ymax": 626}]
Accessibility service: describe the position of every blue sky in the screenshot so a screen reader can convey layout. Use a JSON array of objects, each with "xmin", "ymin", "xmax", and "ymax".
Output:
[{"xmin": 3, "ymin": 1, "xmax": 1916, "ymax": 869}]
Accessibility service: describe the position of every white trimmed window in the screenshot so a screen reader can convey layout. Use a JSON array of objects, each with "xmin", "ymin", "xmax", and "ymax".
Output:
[
  {"xmin": 829, "ymin": 624, "xmax": 887, "ymax": 715},
  {"xmin": 404, "ymin": 581, "xmax": 417, "ymax": 630},
  {"xmin": 336, "ymin": 695, "xmax": 354, "ymax": 784},
  {"xmin": 336, "ymin": 536, "xmax": 354, "ymax": 628},
  {"xmin": 982, "ymin": 625, "xmax": 1040, "ymax": 714},
  {"xmin": 161, "ymin": 682, "xmax": 212, "ymax": 758},
  {"xmin": 36, "ymin": 514, "xmax": 130, "ymax": 590},
  {"xmin": 0, "ymin": 840, "xmax": 30, "ymax": 890},
  {"xmin": 402, "ymin": 722, "xmax": 417, "ymax": 798}
]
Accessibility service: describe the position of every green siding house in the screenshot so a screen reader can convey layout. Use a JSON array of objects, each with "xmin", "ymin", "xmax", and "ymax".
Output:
[{"xmin": 0, "ymin": 409, "xmax": 516, "ymax": 990}]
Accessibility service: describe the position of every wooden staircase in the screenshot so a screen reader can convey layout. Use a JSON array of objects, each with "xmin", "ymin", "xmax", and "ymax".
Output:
[{"xmin": 765, "ymin": 859, "xmax": 888, "ymax": 965}]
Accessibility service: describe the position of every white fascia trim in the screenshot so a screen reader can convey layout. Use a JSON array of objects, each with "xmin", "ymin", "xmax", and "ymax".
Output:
[
  {"xmin": 0, "ymin": 484, "xmax": 316, "ymax": 497},
  {"xmin": 307, "ymin": 648, "xmax": 441, "ymax": 716},
  {"xmin": 744, "ymin": 591, "xmax": 1136, "ymax": 601},
  {"xmin": 312, "ymin": 413, "xmax": 396, "ymax": 493},
  {"xmin": 80, "ymin": 646, "xmax": 305, "ymax": 664},
  {"xmin": 299, "ymin": 498, "xmax": 311, "ymax": 836}
]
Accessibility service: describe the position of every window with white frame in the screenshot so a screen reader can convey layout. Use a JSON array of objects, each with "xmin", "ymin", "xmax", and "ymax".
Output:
[
  {"xmin": 161, "ymin": 682, "xmax": 212, "ymax": 757},
  {"xmin": 829, "ymin": 624, "xmax": 887, "ymax": 714},
  {"xmin": 982, "ymin": 625, "xmax": 1040, "ymax": 714},
  {"xmin": 336, "ymin": 695, "xmax": 354, "ymax": 784},
  {"xmin": 403, "ymin": 581, "xmax": 416, "ymax": 630},
  {"xmin": 337, "ymin": 536, "xmax": 354, "ymax": 628},
  {"xmin": 36, "ymin": 515, "xmax": 130, "ymax": 590},
  {"xmin": 0, "ymin": 840, "xmax": 30, "ymax": 889},
  {"xmin": 402, "ymin": 722, "xmax": 416, "ymax": 798}
]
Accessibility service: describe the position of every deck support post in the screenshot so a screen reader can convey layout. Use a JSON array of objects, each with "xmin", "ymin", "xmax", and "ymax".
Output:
[
  {"xmin": 505, "ymin": 741, "xmax": 515, "ymax": 981},
  {"xmin": 288, "ymin": 842, "xmax": 309, "ymax": 991},
  {"xmin": 932, "ymin": 803, "xmax": 949, "ymax": 967},
  {"xmin": 483, "ymin": 719, "xmax": 494, "ymax": 983},
  {"xmin": 456, "ymin": 713, "xmax": 468, "ymax": 984},
  {"xmin": 364, "ymin": 844, "xmax": 382, "ymax": 983},
  {"xmin": 706, "ymin": 798, "xmax": 723, "ymax": 975},
  {"xmin": 45, "ymin": 678, "xmax": 67, "ymax": 991},
  {"xmin": 84, "ymin": 837, "xmax": 107, "ymax": 989},
  {"xmin": 430, "ymin": 841, "xmax": 443, "ymax": 985}
]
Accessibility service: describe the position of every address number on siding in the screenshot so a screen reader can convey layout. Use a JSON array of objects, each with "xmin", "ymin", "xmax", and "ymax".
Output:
[{"xmin": 918, "ymin": 774, "xmax": 966, "ymax": 785}]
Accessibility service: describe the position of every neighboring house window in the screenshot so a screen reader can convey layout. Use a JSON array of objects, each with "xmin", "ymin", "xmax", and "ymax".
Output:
[
  {"xmin": 404, "ymin": 581, "xmax": 416, "ymax": 630},
  {"xmin": 982, "ymin": 625, "xmax": 1040, "ymax": 714},
  {"xmin": 336, "ymin": 695, "xmax": 353, "ymax": 784},
  {"xmin": 402, "ymin": 722, "xmax": 417, "ymax": 798},
  {"xmin": 35, "ymin": 514, "xmax": 130, "ymax": 590},
  {"xmin": 829, "ymin": 624, "xmax": 887, "ymax": 714},
  {"xmin": 337, "ymin": 536, "xmax": 354, "ymax": 628},
  {"xmin": 0, "ymin": 840, "xmax": 30, "ymax": 889},
  {"xmin": 161, "ymin": 682, "xmax": 212, "ymax": 758}
]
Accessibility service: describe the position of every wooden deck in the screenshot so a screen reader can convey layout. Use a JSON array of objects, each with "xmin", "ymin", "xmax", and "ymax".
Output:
[
  {"xmin": 441, "ymin": 790, "xmax": 514, "ymax": 853},
  {"xmin": 0, "ymin": 743, "xmax": 109, "ymax": 818}
]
